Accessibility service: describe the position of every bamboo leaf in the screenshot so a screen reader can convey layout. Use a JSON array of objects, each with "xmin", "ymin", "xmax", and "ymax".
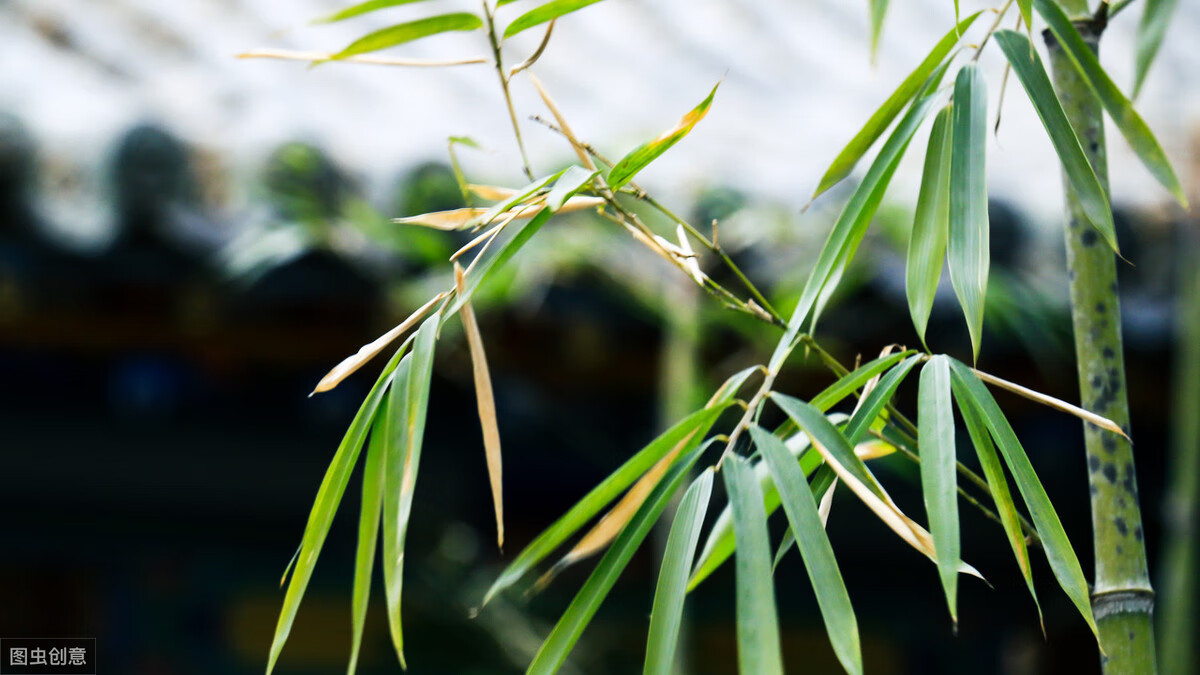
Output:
[
  {"xmin": 480, "ymin": 370, "xmax": 748, "ymax": 607},
  {"xmin": 811, "ymin": 12, "xmax": 981, "ymax": 199},
  {"xmin": 947, "ymin": 358, "xmax": 1099, "ymax": 640},
  {"xmin": 723, "ymin": 454, "xmax": 785, "ymax": 675},
  {"xmin": 446, "ymin": 207, "xmax": 554, "ymax": 318},
  {"xmin": 381, "ymin": 312, "xmax": 440, "ymax": 666},
  {"xmin": 753, "ymin": 427, "xmax": 861, "ymax": 675},
  {"xmin": 1017, "ymin": 0, "xmax": 1032, "ymax": 34},
  {"xmin": 312, "ymin": 292, "xmax": 447, "ymax": 394},
  {"xmin": 504, "ymin": 0, "xmax": 605, "ymax": 39},
  {"xmin": 643, "ymin": 471, "xmax": 714, "ymax": 675},
  {"xmin": 455, "ymin": 263, "xmax": 505, "ymax": 550},
  {"xmin": 607, "ymin": 83, "xmax": 719, "ymax": 191},
  {"xmin": 780, "ymin": 71, "xmax": 948, "ymax": 349},
  {"xmin": 970, "ymin": 366, "xmax": 1128, "ymax": 438},
  {"xmin": 948, "ymin": 63, "xmax": 989, "ymax": 362},
  {"xmin": 952, "ymin": 374, "xmax": 1042, "ymax": 627},
  {"xmin": 1034, "ymin": 0, "xmax": 1188, "ymax": 208},
  {"xmin": 772, "ymin": 465, "xmax": 836, "ymax": 570},
  {"xmin": 333, "ymin": 13, "xmax": 484, "ymax": 60},
  {"xmin": 314, "ymin": 0, "xmax": 432, "ymax": 24},
  {"xmin": 348, "ymin": 416, "xmax": 388, "ymax": 675},
  {"xmin": 527, "ymin": 442, "xmax": 711, "ymax": 675},
  {"xmin": 1133, "ymin": 0, "xmax": 1180, "ymax": 98},
  {"xmin": 810, "ymin": 351, "xmax": 915, "ymax": 412},
  {"xmin": 546, "ymin": 166, "xmax": 599, "ymax": 211},
  {"xmin": 469, "ymin": 169, "xmax": 567, "ymax": 230},
  {"xmin": 771, "ymin": 394, "xmax": 886, "ymax": 498},
  {"xmin": 266, "ymin": 345, "xmax": 407, "ymax": 675},
  {"xmin": 868, "ymin": 0, "xmax": 890, "ymax": 62},
  {"xmin": 906, "ymin": 103, "xmax": 953, "ymax": 347},
  {"xmin": 994, "ymin": 30, "xmax": 1117, "ymax": 252},
  {"xmin": 843, "ymin": 354, "xmax": 922, "ymax": 445},
  {"xmin": 917, "ymin": 356, "xmax": 960, "ymax": 624},
  {"xmin": 394, "ymin": 207, "xmax": 495, "ymax": 230}
]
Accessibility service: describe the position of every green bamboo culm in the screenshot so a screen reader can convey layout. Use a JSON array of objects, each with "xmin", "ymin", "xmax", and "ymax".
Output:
[
  {"xmin": 1156, "ymin": 216, "xmax": 1200, "ymax": 673},
  {"xmin": 1044, "ymin": 20, "xmax": 1157, "ymax": 673}
]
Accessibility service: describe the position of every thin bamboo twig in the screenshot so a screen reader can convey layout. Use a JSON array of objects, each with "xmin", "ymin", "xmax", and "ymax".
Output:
[
  {"xmin": 237, "ymin": 48, "xmax": 488, "ymax": 67},
  {"xmin": 481, "ymin": 0, "xmax": 534, "ymax": 180}
]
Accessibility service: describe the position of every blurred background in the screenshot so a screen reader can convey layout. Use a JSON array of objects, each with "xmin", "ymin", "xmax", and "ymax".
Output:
[{"xmin": 1, "ymin": 0, "xmax": 1197, "ymax": 673}]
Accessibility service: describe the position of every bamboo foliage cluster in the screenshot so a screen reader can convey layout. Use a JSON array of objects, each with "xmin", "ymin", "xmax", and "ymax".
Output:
[{"xmin": 242, "ymin": 0, "xmax": 1187, "ymax": 673}]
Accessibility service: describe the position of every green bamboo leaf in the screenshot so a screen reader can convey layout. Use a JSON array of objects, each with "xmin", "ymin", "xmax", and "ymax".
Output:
[
  {"xmin": 994, "ymin": 30, "xmax": 1116, "ymax": 253},
  {"xmin": 504, "ymin": 0, "xmax": 606, "ymax": 39},
  {"xmin": 1134, "ymin": 0, "xmax": 1180, "ymax": 98},
  {"xmin": 948, "ymin": 63, "xmax": 989, "ymax": 362},
  {"xmin": 724, "ymin": 454, "xmax": 785, "ymax": 675},
  {"xmin": 1034, "ymin": 0, "xmax": 1188, "ymax": 208},
  {"xmin": 810, "ymin": 351, "xmax": 915, "ymax": 412},
  {"xmin": 446, "ymin": 207, "xmax": 555, "ymax": 318},
  {"xmin": 527, "ymin": 442, "xmax": 711, "ymax": 674},
  {"xmin": 348, "ymin": 417, "xmax": 388, "ymax": 675},
  {"xmin": 778, "ymin": 71, "xmax": 948, "ymax": 353},
  {"xmin": 381, "ymin": 312, "xmax": 439, "ymax": 667},
  {"xmin": 906, "ymin": 103, "xmax": 953, "ymax": 347},
  {"xmin": 643, "ymin": 471, "xmax": 714, "ymax": 675},
  {"xmin": 947, "ymin": 358, "xmax": 1099, "ymax": 639},
  {"xmin": 811, "ymin": 12, "xmax": 982, "ymax": 200},
  {"xmin": 843, "ymin": 354, "xmax": 922, "ymax": 445},
  {"xmin": 333, "ymin": 13, "xmax": 483, "ymax": 60},
  {"xmin": 771, "ymin": 393, "xmax": 885, "ymax": 499},
  {"xmin": 773, "ymin": 464, "xmax": 837, "ymax": 570},
  {"xmin": 607, "ymin": 83, "xmax": 719, "ymax": 191},
  {"xmin": 868, "ymin": 0, "xmax": 890, "ymax": 62},
  {"xmin": 313, "ymin": 0, "xmax": 432, "ymax": 24},
  {"xmin": 546, "ymin": 166, "xmax": 598, "ymax": 211},
  {"xmin": 951, "ymin": 374, "xmax": 1042, "ymax": 625},
  {"xmin": 689, "ymin": 416, "xmax": 845, "ymax": 591},
  {"xmin": 481, "ymin": 368, "xmax": 751, "ymax": 607},
  {"xmin": 470, "ymin": 169, "xmax": 568, "ymax": 229},
  {"xmin": 266, "ymin": 345, "xmax": 407, "ymax": 675},
  {"xmin": 753, "ymin": 427, "xmax": 861, "ymax": 675},
  {"xmin": 1017, "ymin": 0, "xmax": 1032, "ymax": 34},
  {"xmin": 917, "ymin": 356, "xmax": 960, "ymax": 624}
]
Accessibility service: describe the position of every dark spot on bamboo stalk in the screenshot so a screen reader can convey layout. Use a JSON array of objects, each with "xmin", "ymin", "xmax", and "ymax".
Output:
[
  {"xmin": 1081, "ymin": 229, "xmax": 1098, "ymax": 246},
  {"xmin": 1103, "ymin": 463, "xmax": 1118, "ymax": 483},
  {"xmin": 1118, "ymin": 497, "xmax": 1127, "ymax": 509},
  {"xmin": 1123, "ymin": 474, "xmax": 1137, "ymax": 495},
  {"xmin": 1090, "ymin": 141, "xmax": 1100, "ymax": 153},
  {"xmin": 1095, "ymin": 302, "xmax": 1106, "ymax": 314},
  {"xmin": 1110, "ymin": 281, "xmax": 1118, "ymax": 292},
  {"xmin": 1114, "ymin": 517, "xmax": 1128, "ymax": 536},
  {"xmin": 1116, "ymin": 545, "xmax": 1123, "ymax": 555},
  {"xmin": 1090, "ymin": 484, "xmax": 1098, "ymax": 496},
  {"xmin": 1103, "ymin": 347, "xmax": 1115, "ymax": 359},
  {"xmin": 1069, "ymin": 217, "xmax": 1080, "ymax": 230},
  {"xmin": 1129, "ymin": 631, "xmax": 1135, "ymax": 642},
  {"xmin": 1134, "ymin": 526, "xmax": 1143, "ymax": 541},
  {"xmin": 1102, "ymin": 435, "xmax": 1117, "ymax": 453},
  {"xmin": 1069, "ymin": 268, "xmax": 1076, "ymax": 281},
  {"xmin": 1088, "ymin": 454, "xmax": 1101, "ymax": 472},
  {"xmin": 1091, "ymin": 374, "xmax": 1103, "ymax": 390}
]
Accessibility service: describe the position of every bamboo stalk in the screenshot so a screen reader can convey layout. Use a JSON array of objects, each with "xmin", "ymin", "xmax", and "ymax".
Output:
[
  {"xmin": 1044, "ymin": 20, "xmax": 1157, "ymax": 672},
  {"xmin": 1156, "ymin": 192, "xmax": 1200, "ymax": 671}
]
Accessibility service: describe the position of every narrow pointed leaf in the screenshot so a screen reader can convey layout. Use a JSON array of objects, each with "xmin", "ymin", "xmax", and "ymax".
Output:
[
  {"xmin": 771, "ymin": 394, "xmax": 885, "ymax": 498},
  {"xmin": 469, "ymin": 169, "xmax": 567, "ymax": 230},
  {"xmin": 546, "ymin": 166, "xmax": 599, "ymax": 211},
  {"xmin": 644, "ymin": 471, "xmax": 714, "ymax": 675},
  {"xmin": 447, "ymin": 207, "xmax": 554, "ymax": 318},
  {"xmin": 724, "ymin": 454, "xmax": 785, "ymax": 675},
  {"xmin": 504, "ymin": 0, "xmax": 605, "ymax": 39},
  {"xmin": 527, "ymin": 443, "xmax": 710, "ymax": 675},
  {"xmin": 348, "ymin": 417, "xmax": 388, "ymax": 675},
  {"xmin": 381, "ymin": 312, "xmax": 440, "ymax": 666},
  {"xmin": 1017, "ymin": 0, "xmax": 1032, "ymax": 34},
  {"xmin": 455, "ymin": 263, "xmax": 505, "ymax": 549},
  {"xmin": 948, "ymin": 63, "xmax": 989, "ymax": 361},
  {"xmin": 812, "ymin": 12, "xmax": 981, "ymax": 199},
  {"xmin": 314, "ymin": 0, "xmax": 433, "ymax": 24},
  {"xmin": 333, "ymin": 13, "xmax": 484, "ymax": 60},
  {"xmin": 482, "ymin": 397, "xmax": 738, "ymax": 607},
  {"xmin": 843, "ymin": 354, "xmax": 922, "ymax": 445},
  {"xmin": 1034, "ymin": 0, "xmax": 1188, "ymax": 207},
  {"xmin": 266, "ymin": 345, "xmax": 406, "ymax": 675},
  {"xmin": 918, "ymin": 356, "xmax": 960, "ymax": 623},
  {"xmin": 868, "ymin": 0, "xmax": 890, "ymax": 62},
  {"xmin": 1133, "ymin": 0, "xmax": 1180, "ymax": 98},
  {"xmin": 754, "ymin": 427, "xmax": 861, "ymax": 675},
  {"xmin": 947, "ymin": 358, "xmax": 1099, "ymax": 639},
  {"xmin": 952, "ymin": 375, "xmax": 1041, "ymax": 625},
  {"xmin": 810, "ymin": 351, "xmax": 915, "ymax": 412},
  {"xmin": 607, "ymin": 83, "xmax": 719, "ymax": 190},
  {"xmin": 907, "ymin": 104, "xmax": 953, "ymax": 346},
  {"xmin": 994, "ymin": 30, "xmax": 1116, "ymax": 252}
]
